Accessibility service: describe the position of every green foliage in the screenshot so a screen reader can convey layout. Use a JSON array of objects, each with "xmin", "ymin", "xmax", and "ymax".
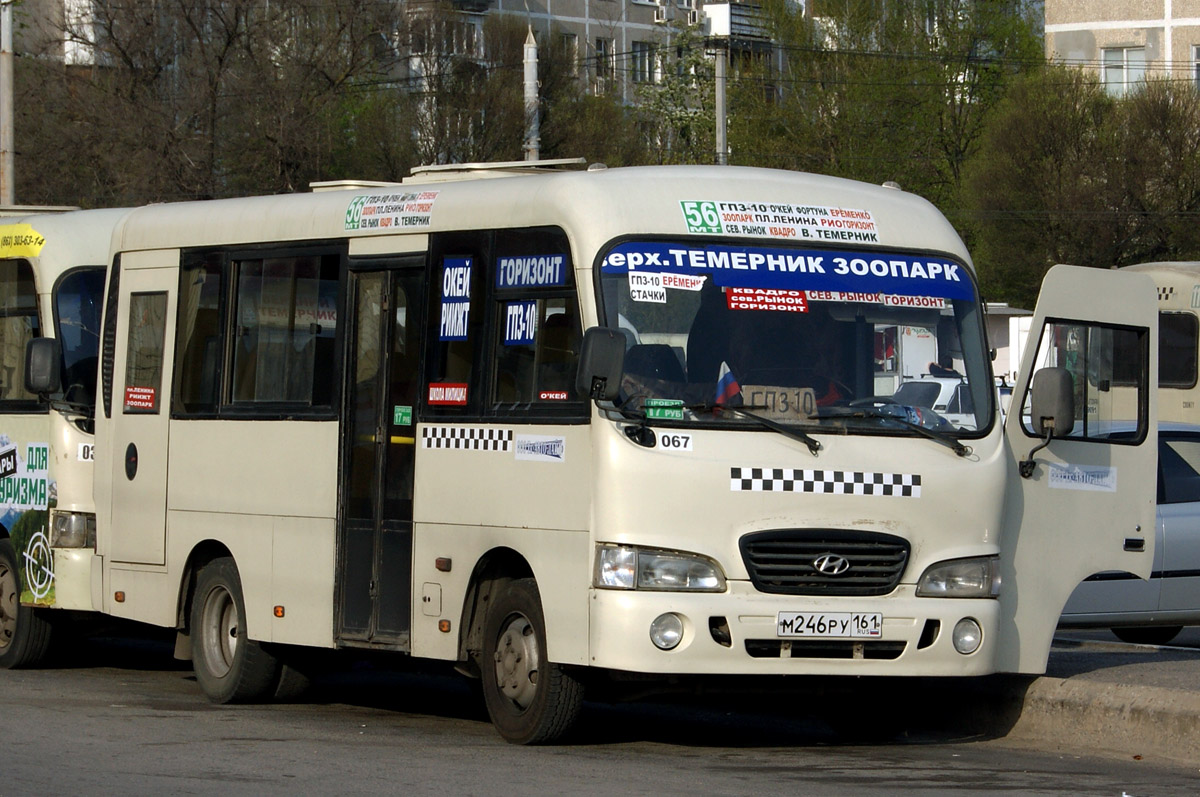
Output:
[
  {"xmin": 635, "ymin": 23, "xmax": 716, "ymax": 164},
  {"xmin": 9, "ymin": 510, "xmax": 48, "ymax": 579}
]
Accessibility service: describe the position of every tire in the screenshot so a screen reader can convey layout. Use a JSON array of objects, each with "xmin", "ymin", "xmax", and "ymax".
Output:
[
  {"xmin": 1111, "ymin": 625, "xmax": 1183, "ymax": 646},
  {"xmin": 480, "ymin": 577, "xmax": 584, "ymax": 744},
  {"xmin": 0, "ymin": 537, "xmax": 53, "ymax": 669},
  {"xmin": 190, "ymin": 557, "xmax": 282, "ymax": 703}
]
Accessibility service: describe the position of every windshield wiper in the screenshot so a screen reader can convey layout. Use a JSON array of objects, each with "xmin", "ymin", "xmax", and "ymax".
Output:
[
  {"xmin": 686, "ymin": 402, "xmax": 822, "ymax": 456},
  {"xmin": 821, "ymin": 405, "xmax": 971, "ymax": 458}
]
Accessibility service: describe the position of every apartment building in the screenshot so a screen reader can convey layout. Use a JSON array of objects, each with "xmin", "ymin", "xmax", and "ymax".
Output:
[{"xmin": 1045, "ymin": 0, "xmax": 1200, "ymax": 95}]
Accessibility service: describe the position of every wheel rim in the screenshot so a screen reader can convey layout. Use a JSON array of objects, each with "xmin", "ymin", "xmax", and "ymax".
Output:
[
  {"xmin": 199, "ymin": 584, "xmax": 239, "ymax": 678},
  {"xmin": 0, "ymin": 556, "xmax": 17, "ymax": 651},
  {"xmin": 492, "ymin": 613, "xmax": 540, "ymax": 710}
]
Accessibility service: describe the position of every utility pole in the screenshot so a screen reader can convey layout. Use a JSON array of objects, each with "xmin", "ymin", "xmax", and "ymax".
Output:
[
  {"xmin": 1, "ymin": 0, "xmax": 15, "ymax": 204},
  {"xmin": 713, "ymin": 41, "xmax": 727, "ymax": 166},
  {"xmin": 523, "ymin": 26, "xmax": 540, "ymax": 162}
]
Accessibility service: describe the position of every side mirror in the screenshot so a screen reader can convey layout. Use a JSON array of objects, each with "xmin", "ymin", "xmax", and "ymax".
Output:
[
  {"xmin": 25, "ymin": 338, "xmax": 62, "ymax": 396},
  {"xmin": 1019, "ymin": 366, "xmax": 1074, "ymax": 478},
  {"xmin": 1029, "ymin": 366, "xmax": 1075, "ymax": 437},
  {"xmin": 575, "ymin": 327, "xmax": 625, "ymax": 402}
]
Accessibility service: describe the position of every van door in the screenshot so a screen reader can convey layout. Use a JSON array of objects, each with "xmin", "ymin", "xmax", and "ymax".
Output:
[
  {"xmin": 999, "ymin": 265, "xmax": 1159, "ymax": 672},
  {"xmin": 336, "ymin": 261, "xmax": 424, "ymax": 647},
  {"xmin": 107, "ymin": 255, "xmax": 177, "ymax": 565}
]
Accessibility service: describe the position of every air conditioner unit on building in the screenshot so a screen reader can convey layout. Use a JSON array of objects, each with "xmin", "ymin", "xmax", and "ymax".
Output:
[{"xmin": 654, "ymin": 5, "xmax": 668, "ymax": 23}]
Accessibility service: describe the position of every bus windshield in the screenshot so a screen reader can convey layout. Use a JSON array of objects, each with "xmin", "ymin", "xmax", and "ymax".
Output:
[{"xmin": 598, "ymin": 240, "xmax": 992, "ymax": 435}]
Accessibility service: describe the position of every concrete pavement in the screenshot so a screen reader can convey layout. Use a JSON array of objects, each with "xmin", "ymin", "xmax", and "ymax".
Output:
[{"xmin": 998, "ymin": 629, "xmax": 1200, "ymax": 765}]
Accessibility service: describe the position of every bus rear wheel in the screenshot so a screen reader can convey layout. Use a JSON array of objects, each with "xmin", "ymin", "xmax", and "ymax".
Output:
[
  {"xmin": 0, "ymin": 538, "xmax": 52, "ymax": 669},
  {"xmin": 480, "ymin": 577, "xmax": 583, "ymax": 744},
  {"xmin": 191, "ymin": 557, "xmax": 281, "ymax": 703}
]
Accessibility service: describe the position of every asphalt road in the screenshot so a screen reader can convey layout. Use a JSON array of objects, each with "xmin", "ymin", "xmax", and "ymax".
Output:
[{"xmin": 2, "ymin": 628, "xmax": 1198, "ymax": 796}]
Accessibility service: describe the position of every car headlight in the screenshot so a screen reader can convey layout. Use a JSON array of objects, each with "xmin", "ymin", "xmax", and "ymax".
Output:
[
  {"xmin": 594, "ymin": 544, "xmax": 726, "ymax": 592},
  {"xmin": 51, "ymin": 510, "xmax": 97, "ymax": 548},
  {"xmin": 916, "ymin": 556, "xmax": 1000, "ymax": 598}
]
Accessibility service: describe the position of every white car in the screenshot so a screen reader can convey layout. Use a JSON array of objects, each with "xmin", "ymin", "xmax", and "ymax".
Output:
[
  {"xmin": 1059, "ymin": 425, "xmax": 1200, "ymax": 645},
  {"xmin": 892, "ymin": 375, "xmax": 978, "ymax": 430}
]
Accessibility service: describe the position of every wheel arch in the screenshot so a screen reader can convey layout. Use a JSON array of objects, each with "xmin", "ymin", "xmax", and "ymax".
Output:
[
  {"xmin": 172, "ymin": 540, "xmax": 234, "ymax": 660},
  {"xmin": 455, "ymin": 546, "xmax": 533, "ymax": 672}
]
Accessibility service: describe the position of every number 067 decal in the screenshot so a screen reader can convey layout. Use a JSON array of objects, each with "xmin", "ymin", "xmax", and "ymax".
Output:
[{"xmin": 658, "ymin": 433, "xmax": 693, "ymax": 452}]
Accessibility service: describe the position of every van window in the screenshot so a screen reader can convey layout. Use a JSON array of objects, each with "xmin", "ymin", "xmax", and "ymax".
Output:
[
  {"xmin": 1160, "ymin": 312, "xmax": 1197, "ymax": 388},
  {"xmin": 54, "ymin": 267, "xmax": 105, "ymax": 409}
]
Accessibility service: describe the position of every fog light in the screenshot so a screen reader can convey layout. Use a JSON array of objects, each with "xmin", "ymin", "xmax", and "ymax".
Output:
[
  {"xmin": 952, "ymin": 618, "xmax": 982, "ymax": 655},
  {"xmin": 649, "ymin": 613, "xmax": 684, "ymax": 650}
]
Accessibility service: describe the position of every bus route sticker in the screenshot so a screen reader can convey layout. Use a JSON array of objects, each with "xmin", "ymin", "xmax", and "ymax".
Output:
[
  {"xmin": 681, "ymin": 201, "xmax": 879, "ymax": 243},
  {"xmin": 345, "ymin": 190, "xmax": 440, "ymax": 231}
]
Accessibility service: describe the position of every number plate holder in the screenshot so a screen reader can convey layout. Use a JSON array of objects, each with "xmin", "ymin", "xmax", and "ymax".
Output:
[{"xmin": 776, "ymin": 611, "xmax": 883, "ymax": 638}]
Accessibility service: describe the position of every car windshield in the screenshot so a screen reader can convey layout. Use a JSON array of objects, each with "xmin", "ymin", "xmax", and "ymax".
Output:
[{"xmin": 598, "ymin": 240, "xmax": 992, "ymax": 435}]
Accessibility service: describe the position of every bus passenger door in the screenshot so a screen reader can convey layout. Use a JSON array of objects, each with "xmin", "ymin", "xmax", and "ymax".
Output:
[
  {"xmin": 999, "ymin": 265, "xmax": 1158, "ymax": 673},
  {"xmin": 337, "ymin": 264, "xmax": 424, "ymax": 646},
  {"xmin": 108, "ymin": 258, "xmax": 177, "ymax": 565}
]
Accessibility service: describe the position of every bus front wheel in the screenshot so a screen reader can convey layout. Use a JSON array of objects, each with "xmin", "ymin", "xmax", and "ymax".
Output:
[
  {"xmin": 0, "ymin": 538, "xmax": 52, "ymax": 669},
  {"xmin": 191, "ymin": 557, "xmax": 281, "ymax": 703},
  {"xmin": 480, "ymin": 577, "xmax": 583, "ymax": 744}
]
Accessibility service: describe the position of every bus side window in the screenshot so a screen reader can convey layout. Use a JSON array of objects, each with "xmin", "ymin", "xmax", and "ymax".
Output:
[
  {"xmin": 175, "ymin": 254, "xmax": 224, "ymax": 414},
  {"xmin": 229, "ymin": 253, "xmax": 339, "ymax": 410},
  {"xmin": 123, "ymin": 292, "xmax": 168, "ymax": 414},
  {"xmin": 492, "ymin": 296, "xmax": 582, "ymax": 406}
]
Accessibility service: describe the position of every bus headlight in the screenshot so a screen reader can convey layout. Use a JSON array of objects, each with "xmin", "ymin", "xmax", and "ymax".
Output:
[
  {"xmin": 594, "ymin": 545, "xmax": 726, "ymax": 592},
  {"xmin": 916, "ymin": 556, "xmax": 1000, "ymax": 598},
  {"xmin": 51, "ymin": 511, "xmax": 97, "ymax": 548}
]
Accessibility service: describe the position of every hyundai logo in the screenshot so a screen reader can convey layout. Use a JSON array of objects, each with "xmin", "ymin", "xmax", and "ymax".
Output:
[{"xmin": 813, "ymin": 553, "xmax": 851, "ymax": 576}]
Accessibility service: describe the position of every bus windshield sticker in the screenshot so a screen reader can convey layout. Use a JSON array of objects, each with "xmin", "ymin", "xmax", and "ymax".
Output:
[
  {"xmin": 439, "ymin": 257, "xmax": 472, "ymax": 341},
  {"xmin": 515, "ymin": 434, "xmax": 566, "ymax": 463},
  {"xmin": 730, "ymin": 467, "xmax": 922, "ymax": 497},
  {"xmin": 503, "ymin": 301, "xmax": 537, "ymax": 346},
  {"xmin": 645, "ymin": 398, "xmax": 684, "ymax": 420},
  {"xmin": 804, "ymin": 291, "xmax": 945, "ymax": 309},
  {"xmin": 496, "ymin": 254, "xmax": 567, "ymax": 288},
  {"xmin": 601, "ymin": 242, "xmax": 973, "ymax": 301},
  {"xmin": 393, "ymin": 405, "xmax": 413, "ymax": 426},
  {"xmin": 422, "ymin": 426, "xmax": 513, "ymax": 451},
  {"xmin": 427, "ymin": 383, "xmax": 468, "ymax": 406},
  {"xmin": 727, "ymin": 287, "xmax": 809, "ymax": 313},
  {"xmin": 344, "ymin": 190, "xmax": 439, "ymax": 231},
  {"xmin": 124, "ymin": 386, "xmax": 157, "ymax": 411},
  {"xmin": 0, "ymin": 223, "xmax": 48, "ymax": 258},
  {"xmin": 662, "ymin": 273, "xmax": 706, "ymax": 291},
  {"xmin": 629, "ymin": 273, "xmax": 666, "ymax": 303},
  {"xmin": 680, "ymin": 200, "xmax": 879, "ymax": 243},
  {"xmin": 539, "ymin": 391, "xmax": 569, "ymax": 401},
  {"xmin": 1047, "ymin": 464, "xmax": 1117, "ymax": 493}
]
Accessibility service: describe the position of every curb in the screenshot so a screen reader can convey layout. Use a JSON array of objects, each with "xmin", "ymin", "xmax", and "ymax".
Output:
[{"xmin": 1006, "ymin": 676, "xmax": 1200, "ymax": 764}]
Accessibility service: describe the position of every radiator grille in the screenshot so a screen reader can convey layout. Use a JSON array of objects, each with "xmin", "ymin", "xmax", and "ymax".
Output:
[{"xmin": 739, "ymin": 529, "xmax": 910, "ymax": 596}]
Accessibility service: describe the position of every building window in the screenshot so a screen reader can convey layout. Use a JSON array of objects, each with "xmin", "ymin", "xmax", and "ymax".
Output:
[
  {"xmin": 1194, "ymin": 45, "xmax": 1200, "ymax": 90},
  {"xmin": 1102, "ymin": 46, "xmax": 1145, "ymax": 96},
  {"xmin": 632, "ymin": 41, "xmax": 654, "ymax": 84},
  {"xmin": 561, "ymin": 32, "xmax": 578, "ymax": 75},
  {"xmin": 594, "ymin": 37, "xmax": 614, "ymax": 88}
]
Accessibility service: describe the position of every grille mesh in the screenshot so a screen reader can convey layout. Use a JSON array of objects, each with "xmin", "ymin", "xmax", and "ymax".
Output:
[{"xmin": 739, "ymin": 529, "xmax": 910, "ymax": 596}]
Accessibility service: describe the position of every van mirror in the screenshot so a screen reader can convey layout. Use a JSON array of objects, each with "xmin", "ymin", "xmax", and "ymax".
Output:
[
  {"xmin": 1029, "ymin": 366, "xmax": 1075, "ymax": 437},
  {"xmin": 1019, "ymin": 366, "xmax": 1074, "ymax": 478},
  {"xmin": 24, "ymin": 337, "xmax": 62, "ymax": 397},
  {"xmin": 576, "ymin": 327, "xmax": 625, "ymax": 402}
]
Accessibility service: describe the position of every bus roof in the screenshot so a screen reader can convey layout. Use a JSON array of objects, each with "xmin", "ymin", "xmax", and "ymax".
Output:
[
  {"xmin": 4, "ymin": 207, "xmax": 130, "ymax": 287},
  {"xmin": 110, "ymin": 165, "xmax": 973, "ymax": 269}
]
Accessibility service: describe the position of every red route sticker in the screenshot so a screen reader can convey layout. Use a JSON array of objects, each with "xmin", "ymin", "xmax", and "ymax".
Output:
[
  {"xmin": 124, "ymin": 385, "xmax": 157, "ymax": 410},
  {"xmin": 428, "ymin": 383, "xmax": 468, "ymax": 406},
  {"xmin": 726, "ymin": 287, "xmax": 808, "ymax": 313},
  {"xmin": 539, "ymin": 391, "xmax": 569, "ymax": 401}
]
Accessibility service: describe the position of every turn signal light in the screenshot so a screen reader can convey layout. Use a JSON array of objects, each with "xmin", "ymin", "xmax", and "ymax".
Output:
[{"xmin": 274, "ymin": 606, "xmax": 285, "ymax": 618}]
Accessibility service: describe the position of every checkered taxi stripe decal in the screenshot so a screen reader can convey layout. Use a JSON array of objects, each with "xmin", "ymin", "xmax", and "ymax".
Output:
[
  {"xmin": 730, "ymin": 467, "xmax": 921, "ymax": 497},
  {"xmin": 1158, "ymin": 286, "xmax": 1175, "ymax": 301},
  {"xmin": 422, "ymin": 426, "xmax": 513, "ymax": 451}
]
